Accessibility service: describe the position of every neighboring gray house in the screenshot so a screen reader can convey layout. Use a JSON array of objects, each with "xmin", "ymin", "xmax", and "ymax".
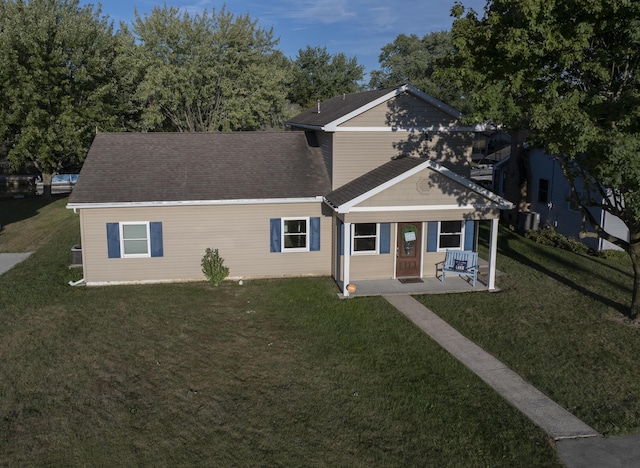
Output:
[
  {"xmin": 494, "ymin": 147, "xmax": 627, "ymax": 251},
  {"xmin": 67, "ymin": 84, "xmax": 513, "ymax": 295}
]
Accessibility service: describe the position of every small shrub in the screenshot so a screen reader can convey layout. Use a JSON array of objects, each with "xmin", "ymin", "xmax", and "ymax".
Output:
[
  {"xmin": 201, "ymin": 248, "xmax": 229, "ymax": 286},
  {"xmin": 524, "ymin": 228, "xmax": 588, "ymax": 254}
]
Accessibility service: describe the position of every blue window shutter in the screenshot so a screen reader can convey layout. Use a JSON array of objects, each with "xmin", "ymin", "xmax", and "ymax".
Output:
[
  {"xmin": 107, "ymin": 223, "xmax": 121, "ymax": 258},
  {"xmin": 270, "ymin": 218, "xmax": 281, "ymax": 252},
  {"xmin": 150, "ymin": 222, "xmax": 163, "ymax": 257},
  {"xmin": 427, "ymin": 221, "xmax": 438, "ymax": 252},
  {"xmin": 464, "ymin": 220, "xmax": 475, "ymax": 251},
  {"xmin": 339, "ymin": 221, "xmax": 343, "ymax": 256},
  {"xmin": 380, "ymin": 223, "xmax": 391, "ymax": 254},
  {"xmin": 310, "ymin": 217, "xmax": 320, "ymax": 251}
]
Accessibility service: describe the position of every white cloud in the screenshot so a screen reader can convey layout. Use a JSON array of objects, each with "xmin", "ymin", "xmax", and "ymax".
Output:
[{"xmin": 278, "ymin": 0, "xmax": 356, "ymax": 24}]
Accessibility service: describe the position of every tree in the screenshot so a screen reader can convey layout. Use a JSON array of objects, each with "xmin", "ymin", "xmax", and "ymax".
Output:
[
  {"xmin": 449, "ymin": 0, "xmax": 640, "ymax": 318},
  {"xmin": 0, "ymin": 0, "xmax": 123, "ymax": 196},
  {"xmin": 369, "ymin": 32, "xmax": 471, "ymax": 113},
  {"xmin": 125, "ymin": 5, "xmax": 290, "ymax": 132},
  {"xmin": 288, "ymin": 46, "xmax": 364, "ymax": 110}
]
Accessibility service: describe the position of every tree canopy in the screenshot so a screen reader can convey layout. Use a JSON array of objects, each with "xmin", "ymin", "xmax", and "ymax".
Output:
[
  {"xmin": 369, "ymin": 31, "xmax": 471, "ymax": 113},
  {"xmin": 449, "ymin": 0, "xmax": 640, "ymax": 318},
  {"xmin": 125, "ymin": 5, "xmax": 290, "ymax": 132},
  {"xmin": 0, "ymin": 0, "xmax": 123, "ymax": 192},
  {"xmin": 288, "ymin": 46, "xmax": 364, "ymax": 110}
]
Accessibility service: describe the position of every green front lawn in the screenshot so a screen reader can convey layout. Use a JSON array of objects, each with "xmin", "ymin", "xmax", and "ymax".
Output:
[
  {"xmin": 0, "ymin": 198, "xmax": 561, "ymax": 466},
  {"xmin": 418, "ymin": 224, "xmax": 640, "ymax": 436}
]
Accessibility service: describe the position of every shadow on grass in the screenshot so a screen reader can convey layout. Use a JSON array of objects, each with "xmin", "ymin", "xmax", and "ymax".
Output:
[
  {"xmin": 497, "ymin": 228, "xmax": 631, "ymax": 318},
  {"xmin": 0, "ymin": 195, "xmax": 66, "ymax": 228}
]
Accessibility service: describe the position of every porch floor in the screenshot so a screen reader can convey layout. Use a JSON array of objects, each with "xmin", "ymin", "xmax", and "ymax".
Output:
[{"xmin": 337, "ymin": 259, "xmax": 501, "ymax": 298}]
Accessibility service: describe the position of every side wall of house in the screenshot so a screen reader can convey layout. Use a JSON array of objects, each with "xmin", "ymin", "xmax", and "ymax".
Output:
[
  {"xmin": 78, "ymin": 202, "xmax": 332, "ymax": 285},
  {"xmin": 528, "ymin": 149, "xmax": 625, "ymax": 251},
  {"xmin": 316, "ymin": 131, "xmax": 334, "ymax": 186}
]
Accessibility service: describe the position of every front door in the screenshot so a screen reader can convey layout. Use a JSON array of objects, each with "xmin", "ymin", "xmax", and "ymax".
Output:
[{"xmin": 396, "ymin": 222, "xmax": 422, "ymax": 277}]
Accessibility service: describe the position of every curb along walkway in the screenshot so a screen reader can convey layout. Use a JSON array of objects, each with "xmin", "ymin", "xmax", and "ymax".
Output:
[{"xmin": 383, "ymin": 294, "xmax": 598, "ymax": 441}]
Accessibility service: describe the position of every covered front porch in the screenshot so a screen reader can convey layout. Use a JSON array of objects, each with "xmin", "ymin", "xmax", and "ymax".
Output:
[
  {"xmin": 323, "ymin": 157, "xmax": 514, "ymax": 298},
  {"xmin": 336, "ymin": 257, "xmax": 501, "ymax": 298}
]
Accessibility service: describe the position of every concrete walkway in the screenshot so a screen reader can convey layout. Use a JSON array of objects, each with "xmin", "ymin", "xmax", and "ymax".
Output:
[
  {"xmin": 0, "ymin": 252, "xmax": 33, "ymax": 275},
  {"xmin": 384, "ymin": 294, "xmax": 640, "ymax": 467}
]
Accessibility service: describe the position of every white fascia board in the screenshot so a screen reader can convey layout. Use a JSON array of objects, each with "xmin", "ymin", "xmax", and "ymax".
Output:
[
  {"xmin": 66, "ymin": 196, "xmax": 324, "ymax": 210},
  {"xmin": 348, "ymin": 203, "xmax": 502, "ymax": 212},
  {"xmin": 335, "ymin": 160, "xmax": 434, "ymax": 213}
]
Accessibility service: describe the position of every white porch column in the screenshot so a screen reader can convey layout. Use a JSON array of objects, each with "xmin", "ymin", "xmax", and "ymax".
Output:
[
  {"xmin": 488, "ymin": 218, "xmax": 499, "ymax": 290},
  {"xmin": 343, "ymin": 222, "xmax": 351, "ymax": 297}
]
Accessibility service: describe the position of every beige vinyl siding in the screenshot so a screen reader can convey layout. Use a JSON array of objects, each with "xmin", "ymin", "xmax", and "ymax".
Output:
[
  {"xmin": 350, "ymin": 254, "xmax": 395, "ymax": 280},
  {"xmin": 316, "ymin": 131, "xmax": 334, "ymax": 185},
  {"xmin": 341, "ymin": 93, "xmax": 457, "ymax": 128},
  {"xmin": 332, "ymin": 132, "xmax": 472, "ymax": 189},
  {"xmin": 423, "ymin": 252, "xmax": 446, "ymax": 277},
  {"xmin": 359, "ymin": 170, "xmax": 487, "ymax": 208},
  {"xmin": 78, "ymin": 202, "xmax": 331, "ymax": 285}
]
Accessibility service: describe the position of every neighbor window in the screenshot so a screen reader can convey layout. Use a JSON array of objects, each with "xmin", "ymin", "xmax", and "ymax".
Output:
[
  {"xmin": 438, "ymin": 221, "xmax": 463, "ymax": 250},
  {"xmin": 282, "ymin": 218, "xmax": 309, "ymax": 251},
  {"xmin": 538, "ymin": 179, "xmax": 549, "ymax": 203},
  {"xmin": 352, "ymin": 223, "xmax": 378, "ymax": 254},
  {"xmin": 121, "ymin": 222, "xmax": 150, "ymax": 257}
]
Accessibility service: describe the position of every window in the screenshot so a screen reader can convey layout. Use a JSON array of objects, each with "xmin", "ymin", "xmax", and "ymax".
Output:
[
  {"xmin": 438, "ymin": 221, "xmax": 463, "ymax": 250},
  {"xmin": 270, "ymin": 217, "xmax": 320, "ymax": 253},
  {"xmin": 107, "ymin": 222, "xmax": 163, "ymax": 259},
  {"xmin": 538, "ymin": 179, "xmax": 549, "ymax": 203},
  {"xmin": 121, "ymin": 222, "xmax": 150, "ymax": 257},
  {"xmin": 352, "ymin": 223, "xmax": 378, "ymax": 254},
  {"xmin": 283, "ymin": 218, "xmax": 309, "ymax": 251}
]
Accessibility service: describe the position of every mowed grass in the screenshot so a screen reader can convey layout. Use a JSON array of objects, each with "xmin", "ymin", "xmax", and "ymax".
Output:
[
  {"xmin": 418, "ymin": 224, "xmax": 640, "ymax": 436},
  {"xmin": 0, "ymin": 195, "xmax": 72, "ymax": 252},
  {"xmin": 0, "ymin": 198, "xmax": 561, "ymax": 466}
]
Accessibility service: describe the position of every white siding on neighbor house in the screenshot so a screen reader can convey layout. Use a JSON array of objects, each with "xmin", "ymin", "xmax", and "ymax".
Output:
[
  {"xmin": 601, "ymin": 211, "xmax": 628, "ymax": 251},
  {"xmin": 78, "ymin": 202, "xmax": 332, "ymax": 285}
]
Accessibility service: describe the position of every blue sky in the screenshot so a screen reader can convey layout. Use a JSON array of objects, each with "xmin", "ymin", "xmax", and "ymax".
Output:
[{"xmin": 82, "ymin": 0, "xmax": 487, "ymax": 79}]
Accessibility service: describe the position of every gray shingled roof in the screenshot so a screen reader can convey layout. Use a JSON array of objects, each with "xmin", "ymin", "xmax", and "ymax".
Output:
[
  {"xmin": 69, "ymin": 131, "xmax": 331, "ymax": 204},
  {"xmin": 324, "ymin": 156, "xmax": 427, "ymax": 208},
  {"xmin": 286, "ymin": 87, "xmax": 397, "ymax": 128}
]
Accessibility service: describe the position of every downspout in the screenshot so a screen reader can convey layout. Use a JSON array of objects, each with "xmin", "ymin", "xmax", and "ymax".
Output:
[
  {"xmin": 69, "ymin": 206, "xmax": 85, "ymax": 286},
  {"xmin": 343, "ymin": 222, "xmax": 351, "ymax": 297}
]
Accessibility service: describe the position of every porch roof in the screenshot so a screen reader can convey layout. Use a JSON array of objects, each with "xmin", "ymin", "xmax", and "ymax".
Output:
[{"xmin": 324, "ymin": 156, "xmax": 514, "ymax": 214}]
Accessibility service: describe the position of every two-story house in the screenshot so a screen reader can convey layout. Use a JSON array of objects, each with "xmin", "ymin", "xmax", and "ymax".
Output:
[{"xmin": 67, "ymin": 84, "xmax": 512, "ymax": 295}]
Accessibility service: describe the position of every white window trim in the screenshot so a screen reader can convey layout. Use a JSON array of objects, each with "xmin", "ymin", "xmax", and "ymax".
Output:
[
  {"xmin": 120, "ymin": 221, "xmax": 151, "ymax": 258},
  {"xmin": 437, "ymin": 221, "xmax": 465, "ymax": 252},
  {"xmin": 281, "ymin": 217, "xmax": 310, "ymax": 252},
  {"xmin": 351, "ymin": 223, "xmax": 379, "ymax": 256}
]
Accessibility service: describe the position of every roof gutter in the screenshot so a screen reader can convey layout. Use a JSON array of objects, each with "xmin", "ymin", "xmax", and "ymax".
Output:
[{"xmin": 67, "ymin": 196, "xmax": 325, "ymax": 210}]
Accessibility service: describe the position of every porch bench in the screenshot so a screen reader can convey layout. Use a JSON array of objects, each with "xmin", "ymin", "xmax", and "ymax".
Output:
[{"xmin": 441, "ymin": 249, "xmax": 479, "ymax": 286}]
